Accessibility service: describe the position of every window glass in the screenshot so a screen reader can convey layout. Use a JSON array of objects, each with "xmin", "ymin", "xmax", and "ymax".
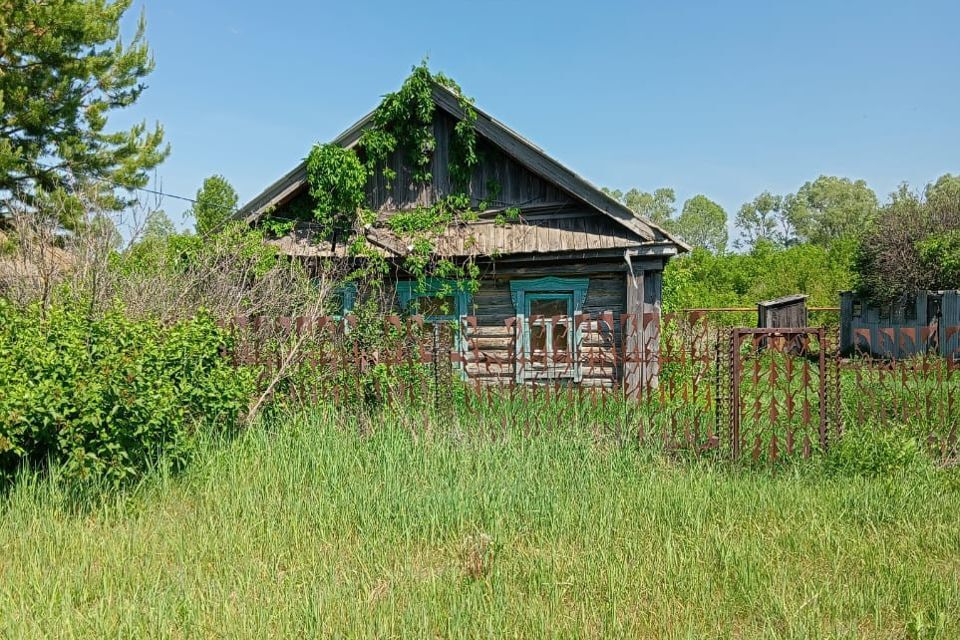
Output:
[
  {"xmin": 526, "ymin": 296, "xmax": 572, "ymax": 366},
  {"xmin": 553, "ymin": 322, "xmax": 569, "ymax": 354},
  {"xmin": 529, "ymin": 298, "xmax": 568, "ymax": 319},
  {"xmin": 331, "ymin": 284, "xmax": 355, "ymax": 318},
  {"xmin": 530, "ymin": 324, "xmax": 547, "ymax": 354},
  {"xmin": 415, "ymin": 295, "xmax": 455, "ymax": 318}
]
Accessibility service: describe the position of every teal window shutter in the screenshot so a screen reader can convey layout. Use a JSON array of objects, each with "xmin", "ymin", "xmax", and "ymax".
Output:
[
  {"xmin": 331, "ymin": 282, "xmax": 357, "ymax": 321},
  {"xmin": 342, "ymin": 283, "xmax": 356, "ymax": 315}
]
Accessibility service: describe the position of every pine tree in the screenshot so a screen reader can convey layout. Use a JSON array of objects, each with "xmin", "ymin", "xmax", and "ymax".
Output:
[{"xmin": 0, "ymin": 0, "xmax": 168, "ymax": 226}]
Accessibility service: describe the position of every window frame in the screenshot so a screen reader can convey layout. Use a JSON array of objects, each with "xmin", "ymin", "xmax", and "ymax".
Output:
[
  {"xmin": 509, "ymin": 276, "xmax": 589, "ymax": 383},
  {"xmin": 333, "ymin": 282, "xmax": 357, "ymax": 321},
  {"xmin": 524, "ymin": 292, "xmax": 576, "ymax": 377},
  {"xmin": 396, "ymin": 278, "xmax": 471, "ymax": 323},
  {"xmin": 396, "ymin": 279, "xmax": 472, "ymax": 372}
]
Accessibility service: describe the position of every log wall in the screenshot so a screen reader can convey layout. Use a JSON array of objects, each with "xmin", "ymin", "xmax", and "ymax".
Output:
[{"xmin": 461, "ymin": 263, "xmax": 663, "ymax": 389}]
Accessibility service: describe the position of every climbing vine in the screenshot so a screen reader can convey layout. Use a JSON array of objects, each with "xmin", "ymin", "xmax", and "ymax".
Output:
[
  {"xmin": 357, "ymin": 62, "xmax": 479, "ymax": 190},
  {"xmin": 304, "ymin": 143, "xmax": 367, "ymax": 240},
  {"xmin": 266, "ymin": 61, "xmax": 507, "ymax": 312}
]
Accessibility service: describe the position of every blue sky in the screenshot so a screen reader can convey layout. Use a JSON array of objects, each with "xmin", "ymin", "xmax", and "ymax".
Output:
[{"xmin": 119, "ymin": 1, "xmax": 960, "ymax": 234}]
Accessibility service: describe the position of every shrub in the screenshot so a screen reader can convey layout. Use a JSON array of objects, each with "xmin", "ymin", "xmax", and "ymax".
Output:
[
  {"xmin": 0, "ymin": 301, "xmax": 254, "ymax": 485},
  {"xmin": 825, "ymin": 424, "xmax": 928, "ymax": 477}
]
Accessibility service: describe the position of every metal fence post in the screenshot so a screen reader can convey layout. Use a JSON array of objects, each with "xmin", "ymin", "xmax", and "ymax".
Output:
[
  {"xmin": 730, "ymin": 328, "xmax": 741, "ymax": 460},
  {"xmin": 818, "ymin": 326, "xmax": 828, "ymax": 451}
]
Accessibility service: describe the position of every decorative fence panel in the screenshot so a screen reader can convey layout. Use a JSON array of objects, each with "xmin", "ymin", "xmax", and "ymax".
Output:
[
  {"xmin": 728, "ymin": 327, "xmax": 840, "ymax": 462},
  {"xmin": 222, "ymin": 313, "xmax": 960, "ymax": 463}
]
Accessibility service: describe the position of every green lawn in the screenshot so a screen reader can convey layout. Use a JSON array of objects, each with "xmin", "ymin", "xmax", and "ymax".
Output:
[{"xmin": 1, "ymin": 408, "xmax": 958, "ymax": 639}]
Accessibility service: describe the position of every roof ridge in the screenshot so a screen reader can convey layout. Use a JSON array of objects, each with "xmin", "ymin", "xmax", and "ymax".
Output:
[{"xmin": 236, "ymin": 80, "xmax": 688, "ymax": 252}]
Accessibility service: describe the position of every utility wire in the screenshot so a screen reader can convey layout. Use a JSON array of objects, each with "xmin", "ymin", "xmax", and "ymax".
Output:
[
  {"xmin": 25, "ymin": 158, "xmax": 242, "ymax": 215},
  {"xmin": 17, "ymin": 157, "xmax": 245, "ymax": 240}
]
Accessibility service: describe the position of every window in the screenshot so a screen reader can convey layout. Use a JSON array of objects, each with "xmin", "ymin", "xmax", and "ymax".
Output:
[
  {"xmin": 852, "ymin": 300, "xmax": 863, "ymax": 319},
  {"xmin": 396, "ymin": 280, "xmax": 470, "ymax": 323},
  {"xmin": 409, "ymin": 295, "xmax": 457, "ymax": 320},
  {"xmin": 332, "ymin": 283, "xmax": 356, "ymax": 320},
  {"xmin": 526, "ymin": 294, "xmax": 574, "ymax": 373},
  {"xmin": 509, "ymin": 277, "xmax": 589, "ymax": 382},
  {"xmin": 396, "ymin": 280, "xmax": 472, "ymax": 366}
]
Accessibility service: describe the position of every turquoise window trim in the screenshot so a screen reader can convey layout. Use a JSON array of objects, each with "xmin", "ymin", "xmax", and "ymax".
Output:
[
  {"xmin": 509, "ymin": 276, "xmax": 589, "ymax": 383},
  {"xmin": 396, "ymin": 278, "xmax": 472, "ymax": 322},
  {"xmin": 333, "ymin": 282, "xmax": 357, "ymax": 320},
  {"xmin": 342, "ymin": 283, "xmax": 357, "ymax": 315},
  {"xmin": 525, "ymin": 293, "xmax": 574, "ymax": 319},
  {"xmin": 509, "ymin": 276, "xmax": 589, "ymax": 313},
  {"xmin": 396, "ymin": 279, "xmax": 472, "ymax": 380}
]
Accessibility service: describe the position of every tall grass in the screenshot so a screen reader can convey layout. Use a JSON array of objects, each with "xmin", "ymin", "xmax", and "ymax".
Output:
[{"xmin": 1, "ymin": 406, "xmax": 958, "ymax": 638}]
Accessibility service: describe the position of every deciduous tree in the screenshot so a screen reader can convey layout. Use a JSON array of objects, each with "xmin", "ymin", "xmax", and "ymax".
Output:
[
  {"xmin": 676, "ymin": 195, "xmax": 727, "ymax": 253},
  {"xmin": 735, "ymin": 192, "xmax": 795, "ymax": 249},
  {"xmin": 785, "ymin": 176, "xmax": 878, "ymax": 246},
  {"xmin": 190, "ymin": 175, "xmax": 238, "ymax": 235},
  {"xmin": 855, "ymin": 174, "xmax": 960, "ymax": 303},
  {"xmin": 603, "ymin": 187, "xmax": 677, "ymax": 228},
  {"xmin": 142, "ymin": 210, "xmax": 175, "ymax": 241}
]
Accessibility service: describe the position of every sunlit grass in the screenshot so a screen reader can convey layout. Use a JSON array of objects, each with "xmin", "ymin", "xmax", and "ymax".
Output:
[{"xmin": 0, "ymin": 406, "xmax": 957, "ymax": 638}]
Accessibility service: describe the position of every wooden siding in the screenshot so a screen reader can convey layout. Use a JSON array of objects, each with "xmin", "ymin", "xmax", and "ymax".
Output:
[
  {"xmin": 461, "ymin": 267, "xmax": 662, "ymax": 388},
  {"xmin": 236, "ymin": 81, "xmax": 688, "ymax": 251},
  {"xmin": 758, "ymin": 295, "xmax": 809, "ymax": 329},
  {"xmin": 429, "ymin": 213, "xmax": 645, "ymax": 256},
  {"xmin": 264, "ymin": 107, "xmax": 652, "ymax": 259},
  {"xmin": 365, "ymin": 110, "xmax": 576, "ymax": 213}
]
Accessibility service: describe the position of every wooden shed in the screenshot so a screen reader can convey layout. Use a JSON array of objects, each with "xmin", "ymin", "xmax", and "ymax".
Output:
[
  {"xmin": 757, "ymin": 294, "xmax": 809, "ymax": 329},
  {"xmin": 237, "ymin": 80, "xmax": 688, "ymax": 391}
]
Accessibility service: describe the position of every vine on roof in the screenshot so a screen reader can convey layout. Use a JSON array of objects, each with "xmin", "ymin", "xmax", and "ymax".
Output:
[{"xmin": 296, "ymin": 61, "xmax": 494, "ymax": 306}]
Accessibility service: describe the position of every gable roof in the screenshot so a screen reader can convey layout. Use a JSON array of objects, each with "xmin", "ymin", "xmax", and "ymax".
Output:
[{"xmin": 236, "ymin": 82, "xmax": 689, "ymax": 252}]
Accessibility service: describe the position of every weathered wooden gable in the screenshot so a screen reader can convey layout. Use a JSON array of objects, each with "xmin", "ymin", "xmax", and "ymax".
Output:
[
  {"xmin": 239, "ymin": 80, "xmax": 686, "ymax": 259},
  {"xmin": 362, "ymin": 108, "xmax": 576, "ymax": 214}
]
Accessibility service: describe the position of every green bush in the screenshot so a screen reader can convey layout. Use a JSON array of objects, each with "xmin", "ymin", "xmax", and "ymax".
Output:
[
  {"xmin": 662, "ymin": 241, "xmax": 855, "ymax": 315},
  {"xmin": 825, "ymin": 424, "xmax": 928, "ymax": 477},
  {"xmin": 0, "ymin": 301, "xmax": 254, "ymax": 485}
]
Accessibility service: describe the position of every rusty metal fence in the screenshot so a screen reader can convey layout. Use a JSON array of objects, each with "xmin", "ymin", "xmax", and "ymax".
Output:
[{"xmin": 222, "ymin": 313, "xmax": 960, "ymax": 463}]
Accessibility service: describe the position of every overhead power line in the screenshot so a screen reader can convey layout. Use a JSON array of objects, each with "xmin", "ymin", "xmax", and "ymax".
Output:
[{"xmin": 25, "ymin": 158, "xmax": 242, "ymax": 215}]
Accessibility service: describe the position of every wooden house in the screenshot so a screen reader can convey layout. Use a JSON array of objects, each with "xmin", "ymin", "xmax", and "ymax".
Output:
[{"xmin": 237, "ymin": 81, "xmax": 688, "ymax": 390}]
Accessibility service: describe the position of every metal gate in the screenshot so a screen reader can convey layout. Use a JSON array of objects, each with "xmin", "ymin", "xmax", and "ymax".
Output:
[{"xmin": 727, "ymin": 327, "xmax": 840, "ymax": 461}]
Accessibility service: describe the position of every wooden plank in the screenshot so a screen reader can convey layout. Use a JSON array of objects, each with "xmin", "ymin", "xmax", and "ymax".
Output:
[
  {"xmin": 579, "ymin": 378, "xmax": 615, "ymax": 389},
  {"xmin": 581, "ymin": 367, "xmax": 617, "ymax": 379},
  {"xmin": 465, "ymin": 337, "xmax": 514, "ymax": 350},
  {"xmin": 478, "ymin": 252, "xmax": 661, "ymax": 268},
  {"xmin": 642, "ymin": 271, "xmax": 662, "ymax": 390},
  {"xmin": 431, "ymin": 85, "xmax": 662, "ymax": 244},
  {"xmin": 464, "ymin": 363, "xmax": 515, "ymax": 376},
  {"xmin": 623, "ymin": 269, "xmax": 643, "ymax": 398},
  {"xmin": 463, "ymin": 325, "xmax": 513, "ymax": 338}
]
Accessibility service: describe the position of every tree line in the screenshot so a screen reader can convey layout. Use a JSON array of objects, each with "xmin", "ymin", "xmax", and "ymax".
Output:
[{"xmin": 604, "ymin": 175, "xmax": 960, "ymax": 308}]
